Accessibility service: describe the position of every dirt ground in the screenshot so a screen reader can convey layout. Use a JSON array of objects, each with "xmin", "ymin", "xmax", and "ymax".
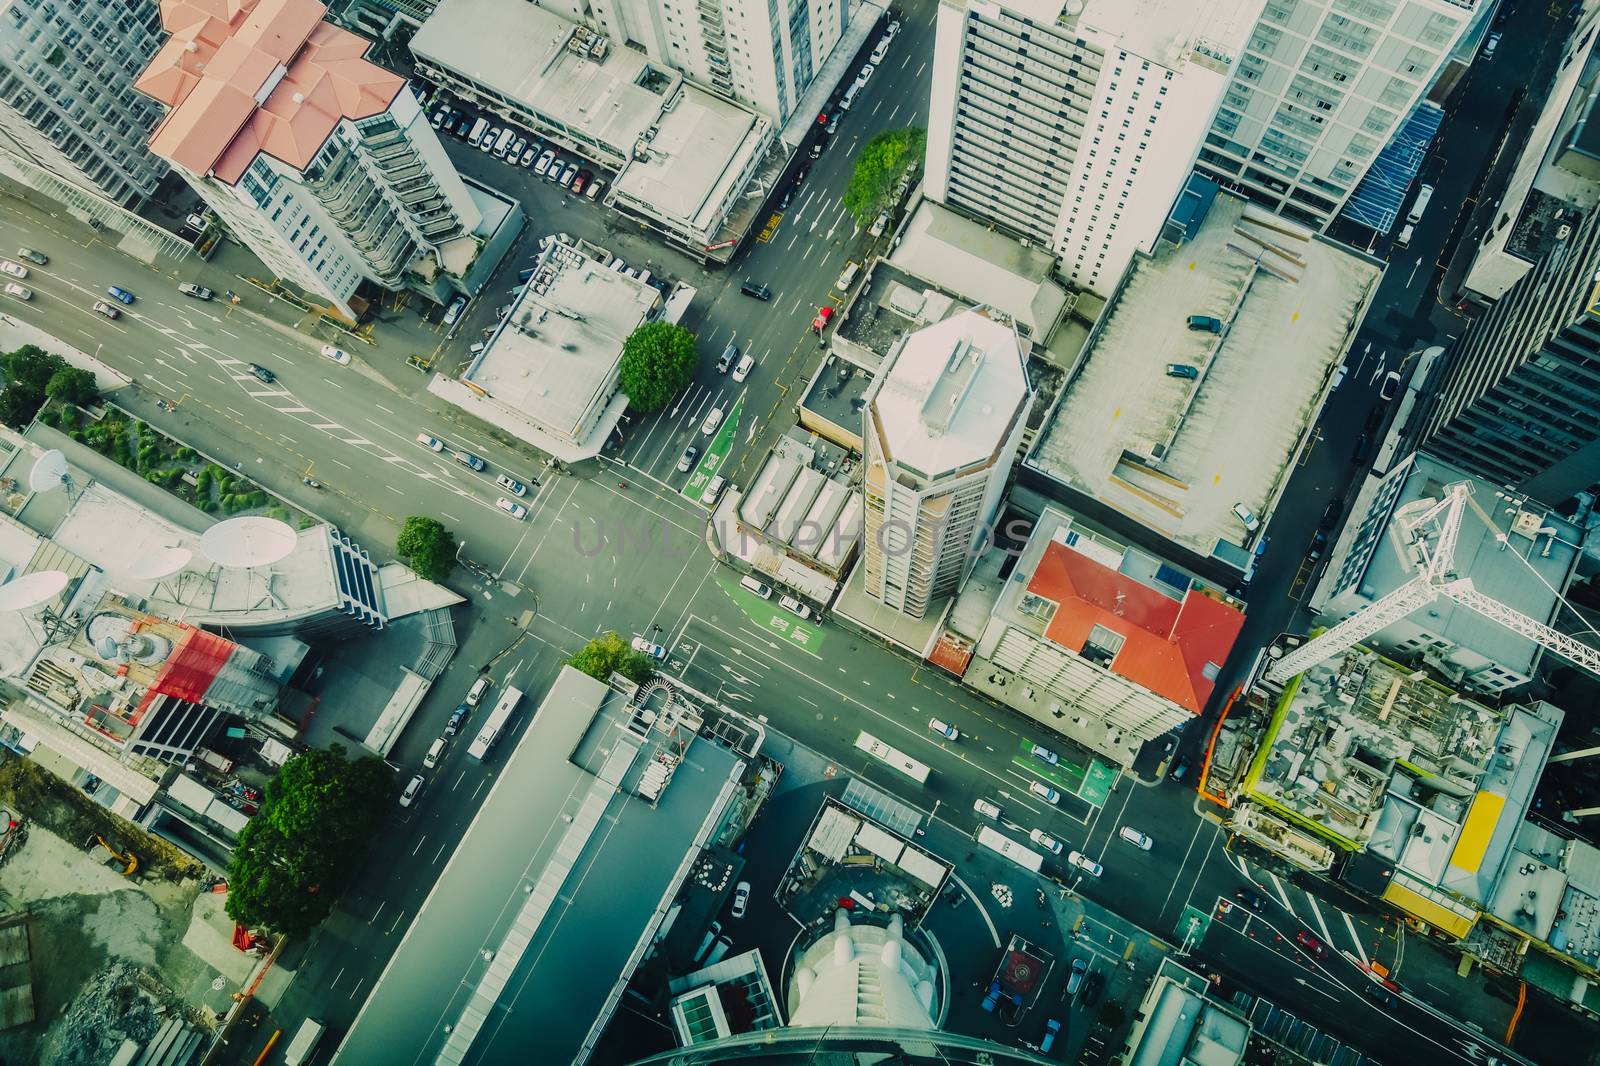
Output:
[{"xmin": 0, "ymin": 757, "xmax": 224, "ymax": 1065}]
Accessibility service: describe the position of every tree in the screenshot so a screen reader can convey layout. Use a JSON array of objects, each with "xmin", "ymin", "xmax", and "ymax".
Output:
[
  {"xmin": 843, "ymin": 127, "xmax": 925, "ymax": 228},
  {"xmin": 0, "ymin": 344, "xmax": 69, "ymax": 429},
  {"xmin": 617, "ymin": 321, "xmax": 698, "ymax": 413},
  {"xmin": 225, "ymin": 745, "xmax": 393, "ymax": 936},
  {"xmin": 396, "ymin": 515, "xmax": 456, "ymax": 582},
  {"xmin": 567, "ymin": 631, "xmax": 653, "ymax": 684},
  {"xmin": 45, "ymin": 366, "xmax": 98, "ymax": 407}
]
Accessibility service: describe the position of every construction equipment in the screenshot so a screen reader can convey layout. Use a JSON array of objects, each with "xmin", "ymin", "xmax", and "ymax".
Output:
[
  {"xmin": 94, "ymin": 835, "xmax": 138, "ymax": 876},
  {"xmin": 1265, "ymin": 481, "xmax": 1600, "ymax": 683}
]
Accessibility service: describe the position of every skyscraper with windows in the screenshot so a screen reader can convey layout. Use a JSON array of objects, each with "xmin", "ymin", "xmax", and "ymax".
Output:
[
  {"xmin": 923, "ymin": 0, "xmax": 1263, "ymax": 297},
  {"xmin": 1422, "ymin": 201, "xmax": 1600, "ymax": 504},
  {"xmin": 0, "ymin": 0, "xmax": 170, "ymax": 207},
  {"xmin": 1195, "ymin": 0, "xmax": 1476, "ymax": 230},
  {"xmin": 135, "ymin": 0, "xmax": 480, "ymax": 320}
]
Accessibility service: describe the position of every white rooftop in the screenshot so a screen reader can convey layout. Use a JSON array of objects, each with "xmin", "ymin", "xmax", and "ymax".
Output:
[
  {"xmin": 869, "ymin": 308, "xmax": 1031, "ymax": 481},
  {"xmin": 464, "ymin": 243, "xmax": 658, "ymax": 438},
  {"xmin": 412, "ymin": 0, "xmax": 673, "ymax": 157},
  {"xmin": 996, "ymin": 0, "xmax": 1263, "ymax": 67},
  {"xmin": 1029, "ymin": 193, "xmax": 1381, "ymax": 560}
]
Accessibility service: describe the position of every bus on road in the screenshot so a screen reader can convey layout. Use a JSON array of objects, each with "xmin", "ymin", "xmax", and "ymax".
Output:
[
  {"xmin": 854, "ymin": 730, "xmax": 930, "ymax": 784},
  {"xmin": 467, "ymin": 685, "xmax": 522, "ymax": 761},
  {"xmin": 976, "ymin": 826, "xmax": 1044, "ymax": 873}
]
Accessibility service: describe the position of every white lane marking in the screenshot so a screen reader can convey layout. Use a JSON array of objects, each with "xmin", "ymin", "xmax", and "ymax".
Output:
[
  {"xmin": 1307, "ymin": 892, "xmax": 1334, "ymax": 944},
  {"xmin": 1267, "ymin": 871, "xmax": 1294, "ymax": 911},
  {"xmin": 1343, "ymin": 911, "xmax": 1369, "ymax": 967}
]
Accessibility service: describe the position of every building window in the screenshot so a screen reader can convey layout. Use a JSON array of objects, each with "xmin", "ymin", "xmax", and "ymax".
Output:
[{"xmin": 1081, "ymin": 624, "xmax": 1125, "ymax": 667}]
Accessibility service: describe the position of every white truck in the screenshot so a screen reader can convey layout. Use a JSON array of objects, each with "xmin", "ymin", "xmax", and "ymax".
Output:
[{"xmin": 284, "ymin": 1018, "xmax": 324, "ymax": 1066}]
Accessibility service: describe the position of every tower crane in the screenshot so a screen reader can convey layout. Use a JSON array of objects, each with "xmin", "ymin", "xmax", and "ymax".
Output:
[{"xmin": 1263, "ymin": 481, "xmax": 1600, "ymax": 683}]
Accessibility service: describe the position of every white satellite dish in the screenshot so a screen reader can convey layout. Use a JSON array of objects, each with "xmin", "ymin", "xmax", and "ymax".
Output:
[
  {"xmin": 199, "ymin": 516, "xmax": 297, "ymax": 569},
  {"xmin": 27, "ymin": 450, "xmax": 69, "ymax": 493},
  {"xmin": 0, "ymin": 570, "xmax": 69, "ymax": 611},
  {"xmin": 126, "ymin": 545, "xmax": 193, "ymax": 582}
]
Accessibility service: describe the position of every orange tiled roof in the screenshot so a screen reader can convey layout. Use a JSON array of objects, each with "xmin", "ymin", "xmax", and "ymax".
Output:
[
  {"xmin": 135, "ymin": 0, "xmax": 403, "ymax": 184},
  {"xmin": 1026, "ymin": 540, "xmax": 1244, "ymax": 714}
]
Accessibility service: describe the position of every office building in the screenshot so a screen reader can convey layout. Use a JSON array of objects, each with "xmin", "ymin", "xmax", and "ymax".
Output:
[
  {"xmin": 0, "ymin": 0, "xmax": 170, "ymax": 207},
  {"xmin": 860, "ymin": 306, "xmax": 1034, "ymax": 619},
  {"xmin": 1423, "ymin": 199, "xmax": 1600, "ymax": 503},
  {"xmin": 135, "ymin": 0, "xmax": 484, "ymax": 320},
  {"xmin": 923, "ymin": 0, "xmax": 1264, "ymax": 296},
  {"xmin": 1195, "ymin": 0, "xmax": 1477, "ymax": 230}
]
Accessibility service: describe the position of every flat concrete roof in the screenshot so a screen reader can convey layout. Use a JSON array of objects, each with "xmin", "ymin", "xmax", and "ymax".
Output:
[
  {"xmin": 336, "ymin": 667, "xmax": 743, "ymax": 1066},
  {"xmin": 413, "ymin": 0, "xmax": 672, "ymax": 157},
  {"xmin": 991, "ymin": 0, "xmax": 1262, "ymax": 68},
  {"xmin": 1028, "ymin": 193, "xmax": 1381, "ymax": 562},
  {"xmin": 465, "ymin": 242, "xmax": 658, "ymax": 439},
  {"xmin": 611, "ymin": 85, "xmax": 769, "ymax": 236}
]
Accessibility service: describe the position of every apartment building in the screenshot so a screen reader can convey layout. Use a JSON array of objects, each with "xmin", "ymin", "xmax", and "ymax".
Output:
[
  {"xmin": 532, "ymin": 0, "xmax": 845, "ymax": 124},
  {"xmin": 1423, "ymin": 199, "xmax": 1600, "ymax": 504},
  {"xmin": 1196, "ymin": 0, "xmax": 1476, "ymax": 230},
  {"xmin": 860, "ymin": 306, "xmax": 1034, "ymax": 619},
  {"xmin": 0, "ymin": 0, "xmax": 170, "ymax": 207},
  {"xmin": 923, "ymin": 0, "xmax": 1263, "ymax": 297},
  {"xmin": 135, "ymin": 0, "xmax": 483, "ymax": 320}
]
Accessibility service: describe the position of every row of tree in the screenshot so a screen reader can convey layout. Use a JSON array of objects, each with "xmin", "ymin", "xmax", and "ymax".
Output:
[{"xmin": 0, "ymin": 344, "xmax": 98, "ymax": 428}]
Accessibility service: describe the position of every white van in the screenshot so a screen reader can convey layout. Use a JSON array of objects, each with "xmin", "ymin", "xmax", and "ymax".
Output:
[
  {"xmin": 467, "ymin": 117, "xmax": 489, "ymax": 146},
  {"xmin": 284, "ymin": 1019, "xmax": 324, "ymax": 1066},
  {"xmin": 1394, "ymin": 223, "xmax": 1415, "ymax": 248},
  {"xmin": 740, "ymin": 575, "xmax": 772, "ymax": 599},
  {"xmin": 423, "ymin": 737, "xmax": 446, "ymax": 769},
  {"xmin": 840, "ymin": 81, "xmax": 862, "ymax": 111},
  {"xmin": 493, "ymin": 127, "xmax": 515, "ymax": 157},
  {"xmin": 466, "ymin": 677, "xmax": 491, "ymax": 707},
  {"xmin": 835, "ymin": 260, "xmax": 860, "ymax": 291},
  {"xmin": 973, "ymin": 797, "xmax": 1002, "ymax": 820}
]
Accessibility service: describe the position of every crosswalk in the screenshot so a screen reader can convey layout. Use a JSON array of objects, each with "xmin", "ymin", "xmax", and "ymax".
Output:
[{"xmin": 1226, "ymin": 851, "xmax": 1392, "ymax": 972}]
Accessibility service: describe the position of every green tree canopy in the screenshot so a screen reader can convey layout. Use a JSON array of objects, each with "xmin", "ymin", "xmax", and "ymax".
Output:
[
  {"xmin": 617, "ymin": 321, "xmax": 698, "ymax": 413},
  {"xmin": 567, "ymin": 631, "xmax": 654, "ymax": 684},
  {"xmin": 0, "ymin": 344, "xmax": 73, "ymax": 429},
  {"xmin": 842, "ymin": 127, "xmax": 925, "ymax": 228},
  {"xmin": 396, "ymin": 515, "xmax": 457, "ymax": 582},
  {"xmin": 45, "ymin": 366, "xmax": 99, "ymax": 407},
  {"xmin": 225, "ymin": 745, "xmax": 393, "ymax": 936}
]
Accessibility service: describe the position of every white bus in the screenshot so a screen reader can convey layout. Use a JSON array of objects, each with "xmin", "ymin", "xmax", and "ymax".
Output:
[
  {"xmin": 976, "ymin": 826, "xmax": 1044, "ymax": 873},
  {"xmin": 467, "ymin": 686, "xmax": 522, "ymax": 761},
  {"xmin": 853, "ymin": 730, "xmax": 930, "ymax": 784}
]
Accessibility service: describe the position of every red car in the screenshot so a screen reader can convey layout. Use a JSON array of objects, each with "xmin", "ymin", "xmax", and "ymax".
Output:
[
  {"xmin": 572, "ymin": 169, "xmax": 593, "ymax": 196},
  {"xmin": 812, "ymin": 305, "xmax": 834, "ymax": 332},
  {"xmin": 1294, "ymin": 930, "xmax": 1330, "ymax": 960}
]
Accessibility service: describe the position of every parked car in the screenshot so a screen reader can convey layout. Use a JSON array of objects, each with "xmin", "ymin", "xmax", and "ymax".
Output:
[
  {"xmin": 1065, "ymin": 958, "xmax": 1089, "ymax": 997},
  {"xmin": 178, "ymin": 283, "xmax": 212, "ymax": 300},
  {"xmin": 248, "ymin": 363, "xmax": 276, "ymax": 384},
  {"xmin": 556, "ymin": 162, "xmax": 578, "ymax": 187},
  {"xmin": 1029, "ymin": 828, "xmax": 1063, "ymax": 854},
  {"xmin": 430, "ymin": 106, "xmax": 448, "ymax": 128},
  {"xmin": 1307, "ymin": 530, "xmax": 1328, "ymax": 563},
  {"xmin": 0, "ymin": 259, "xmax": 27, "ymax": 279},
  {"xmin": 466, "ymin": 679, "xmax": 491, "ymax": 707},
  {"xmin": 1379, "ymin": 370, "xmax": 1402, "ymax": 401},
  {"xmin": 572, "ymin": 170, "xmax": 592, "ymax": 196},
  {"xmin": 444, "ymin": 703, "xmax": 469, "ymax": 737},
  {"xmin": 1166, "ymin": 363, "xmax": 1199, "ymax": 379},
  {"xmin": 631, "ymin": 636, "xmax": 668, "ymax": 660},
  {"xmin": 1040, "ymin": 1019, "xmax": 1061, "ymax": 1054},
  {"xmin": 318, "ymin": 344, "xmax": 351, "ymax": 365},
  {"xmin": 534, "ymin": 149, "xmax": 556, "ymax": 176},
  {"xmin": 869, "ymin": 211, "xmax": 889, "ymax": 237},
  {"xmin": 1119, "ymin": 826, "xmax": 1153, "ymax": 850},
  {"xmin": 507, "ymin": 135, "xmax": 527, "ymax": 161},
  {"xmin": 416, "ymin": 433, "xmax": 444, "ymax": 452},
  {"xmin": 1168, "ymin": 754, "xmax": 1192, "ymax": 782},
  {"xmin": 1231, "ymin": 502, "xmax": 1260, "ymax": 532},
  {"xmin": 184, "ymin": 212, "xmax": 208, "ymax": 231},
  {"xmin": 1484, "ymin": 30, "xmax": 1501, "ymax": 58},
  {"xmin": 677, "ymin": 445, "xmax": 699, "ymax": 473},
  {"xmin": 700, "ymin": 475, "xmax": 727, "ymax": 505},
  {"xmin": 1319, "ymin": 499, "xmax": 1343, "ymax": 530},
  {"xmin": 826, "ymin": 110, "xmax": 842, "ymax": 134},
  {"xmin": 3, "ymin": 283, "xmax": 31, "ymax": 301},
  {"xmin": 1029, "ymin": 780, "xmax": 1061, "ymax": 805},
  {"xmin": 870, "ymin": 37, "xmax": 890, "ymax": 64},
  {"xmin": 586, "ymin": 178, "xmax": 606, "ymax": 201},
  {"xmin": 478, "ymin": 125, "xmax": 498, "ymax": 152},
  {"xmin": 1080, "ymin": 970, "xmax": 1105, "ymax": 1007},
  {"xmin": 495, "ymin": 473, "xmax": 527, "ymax": 497},
  {"xmin": 399, "ymin": 774, "xmax": 424, "ymax": 808},
  {"xmin": 442, "ymin": 295, "xmax": 467, "ymax": 325},
  {"xmin": 15, "ymin": 248, "xmax": 47, "ymax": 266},
  {"xmin": 520, "ymin": 144, "xmax": 540, "ymax": 168},
  {"xmin": 1067, "ymin": 850, "xmax": 1103, "ymax": 877},
  {"xmin": 92, "ymin": 300, "xmax": 120, "ymax": 319},
  {"xmin": 1186, "ymin": 314, "xmax": 1222, "ymax": 333},
  {"xmin": 1295, "ymin": 930, "xmax": 1331, "ymax": 960},
  {"xmin": 1029, "ymin": 744, "xmax": 1060, "ymax": 766},
  {"xmin": 927, "ymin": 717, "xmax": 959, "ymax": 741},
  {"xmin": 731, "ymin": 881, "xmax": 751, "ymax": 919},
  {"xmin": 495, "ymin": 496, "xmax": 528, "ymax": 520},
  {"xmin": 779, "ymin": 595, "xmax": 813, "ymax": 619}
]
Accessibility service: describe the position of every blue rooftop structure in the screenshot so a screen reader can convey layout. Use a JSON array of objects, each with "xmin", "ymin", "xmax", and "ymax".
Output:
[{"xmin": 1341, "ymin": 103, "xmax": 1446, "ymax": 234}]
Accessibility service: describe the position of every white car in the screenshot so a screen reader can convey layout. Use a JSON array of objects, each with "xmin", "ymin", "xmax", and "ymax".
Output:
[
  {"xmin": 319, "ymin": 344, "xmax": 351, "ymax": 366},
  {"xmin": 92, "ymin": 300, "xmax": 120, "ymax": 319},
  {"xmin": 701, "ymin": 407, "xmax": 725, "ymax": 436},
  {"xmin": 1029, "ymin": 744, "xmax": 1060, "ymax": 766},
  {"xmin": 1029, "ymin": 828, "xmax": 1063, "ymax": 854},
  {"xmin": 1119, "ymin": 826, "xmax": 1153, "ymax": 850},
  {"xmin": 1231, "ymin": 502, "xmax": 1260, "ymax": 532},
  {"xmin": 885, "ymin": 18, "xmax": 901, "ymax": 37},
  {"xmin": 731, "ymin": 880, "xmax": 751, "ymax": 919},
  {"xmin": 1028, "ymin": 779, "xmax": 1061, "ymax": 805},
  {"xmin": 1067, "ymin": 850, "xmax": 1103, "ymax": 877},
  {"xmin": 399, "ymin": 774, "xmax": 424, "ymax": 808},
  {"xmin": 416, "ymin": 433, "xmax": 444, "ymax": 452},
  {"xmin": 732, "ymin": 353, "xmax": 755, "ymax": 382},
  {"xmin": 495, "ymin": 473, "xmax": 527, "ymax": 496},
  {"xmin": 928, "ymin": 717, "xmax": 959, "ymax": 741},
  {"xmin": 779, "ymin": 595, "xmax": 812, "ymax": 619},
  {"xmin": 856, "ymin": 63, "xmax": 875, "ymax": 89},
  {"xmin": 631, "ymin": 636, "xmax": 668, "ymax": 660},
  {"xmin": 3, "ymin": 283, "xmax": 31, "ymax": 301},
  {"xmin": 0, "ymin": 259, "xmax": 27, "ymax": 279},
  {"xmin": 496, "ymin": 496, "xmax": 528, "ymax": 520},
  {"xmin": 534, "ymin": 149, "xmax": 556, "ymax": 176}
]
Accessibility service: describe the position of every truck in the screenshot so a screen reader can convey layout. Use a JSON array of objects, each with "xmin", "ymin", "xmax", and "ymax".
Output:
[
  {"xmin": 467, "ymin": 117, "xmax": 489, "ymax": 146},
  {"xmin": 284, "ymin": 1018, "xmax": 324, "ymax": 1066}
]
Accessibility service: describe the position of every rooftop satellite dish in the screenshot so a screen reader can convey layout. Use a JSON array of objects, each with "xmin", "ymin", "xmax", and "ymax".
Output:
[
  {"xmin": 199, "ymin": 516, "xmax": 296, "ymax": 569},
  {"xmin": 28, "ymin": 450, "xmax": 69, "ymax": 493},
  {"xmin": 0, "ymin": 570, "xmax": 69, "ymax": 611},
  {"xmin": 126, "ymin": 546, "xmax": 193, "ymax": 582}
]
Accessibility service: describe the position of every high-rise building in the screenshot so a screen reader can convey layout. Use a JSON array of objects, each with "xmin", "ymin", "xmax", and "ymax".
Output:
[
  {"xmin": 134, "ymin": 0, "xmax": 482, "ymax": 320},
  {"xmin": 530, "ymin": 0, "xmax": 843, "ymax": 124},
  {"xmin": 923, "ymin": 0, "xmax": 1263, "ymax": 296},
  {"xmin": 0, "ymin": 0, "xmax": 170, "ymax": 207},
  {"xmin": 861, "ymin": 306, "xmax": 1034, "ymax": 619},
  {"xmin": 1422, "ymin": 203, "xmax": 1600, "ymax": 504},
  {"xmin": 1195, "ymin": 0, "xmax": 1476, "ymax": 230}
]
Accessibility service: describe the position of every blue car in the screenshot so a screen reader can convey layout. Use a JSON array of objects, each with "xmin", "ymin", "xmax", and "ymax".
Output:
[
  {"xmin": 1040, "ymin": 1018, "xmax": 1061, "ymax": 1054},
  {"xmin": 107, "ymin": 285, "xmax": 135, "ymax": 304}
]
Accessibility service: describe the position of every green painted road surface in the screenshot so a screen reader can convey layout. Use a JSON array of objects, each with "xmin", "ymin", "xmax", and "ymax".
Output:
[
  {"xmin": 682, "ymin": 394, "xmax": 744, "ymax": 502},
  {"xmin": 1176, "ymin": 905, "xmax": 1213, "ymax": 948},
  {"xmin": 719, "ymin": 573, "xmax": 826, "ymax": 652},
  {"xmin": 1010, "ymin": 741, "xmax": 1119, "ymax": 808}
]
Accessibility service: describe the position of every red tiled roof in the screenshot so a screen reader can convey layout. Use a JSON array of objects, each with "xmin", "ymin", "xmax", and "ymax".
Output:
[
  {"xmin": 1026, "ymin": 540, "xmax": 1244, "ymax": 714},
  {"xmin": 136, "ymin": 0, "xmax": 403, "ymax": 184}
]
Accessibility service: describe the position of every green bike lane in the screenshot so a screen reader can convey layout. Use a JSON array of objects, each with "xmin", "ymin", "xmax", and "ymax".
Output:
[{"xmin": 682, "ymin": 394, "xmax": 744, "ymax": 504}]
